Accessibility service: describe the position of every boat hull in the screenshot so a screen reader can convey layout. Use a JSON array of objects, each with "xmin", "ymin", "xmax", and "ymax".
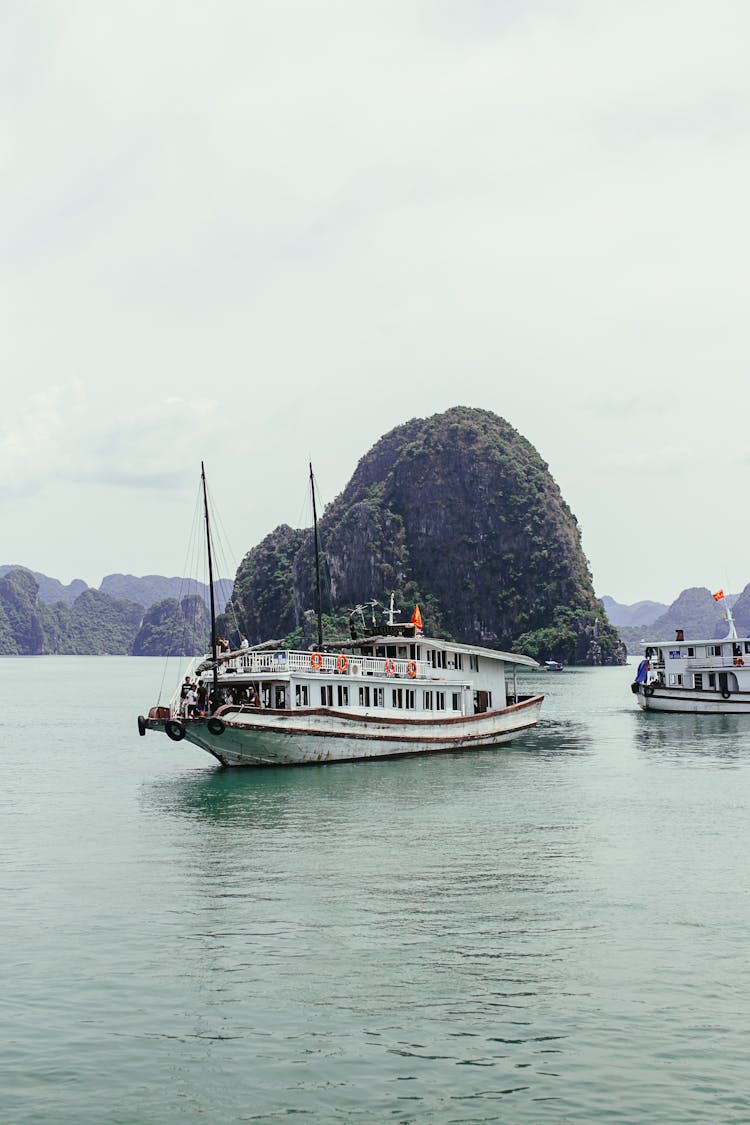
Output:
[
  {"xmin": 633, "ymin": 683, "xmax": 750, "ymax": 714},
  {"xmin": 145, "ymin": 694, "xmax": 544, "ymax": 767}
]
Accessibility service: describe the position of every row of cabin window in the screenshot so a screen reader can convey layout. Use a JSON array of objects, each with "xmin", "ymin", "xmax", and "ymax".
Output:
[
  {"xmin": 662, "ymin": 643, "xmax": 750, "ymax": 659},
  {"xmin": 295, "ymin": 683, "xmax": 464, "ymax": 710},
  {"xmin": 370, "ymin": 646, "xmax": 480, "ymax": 673}
]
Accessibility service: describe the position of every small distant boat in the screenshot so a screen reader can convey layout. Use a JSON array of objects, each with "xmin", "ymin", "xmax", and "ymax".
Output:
[
  {"xmin": 137, "ymin": 464, "xmax": 545, "ymax": 766},
  {"xmin": 543, "ymin": 660, "xmax": 564, "ymax": 672},
  {"xmin": 631, "ymin": 591, "xmax": 750, "ymax": 713}
]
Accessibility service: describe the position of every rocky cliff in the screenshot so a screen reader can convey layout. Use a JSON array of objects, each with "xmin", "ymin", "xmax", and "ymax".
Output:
[{"xmin": 229, "ymin": 407, "xmax": 625, "ymax": 665}]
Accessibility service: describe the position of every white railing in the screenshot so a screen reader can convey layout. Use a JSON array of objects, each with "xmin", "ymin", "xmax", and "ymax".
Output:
[
  {"xmin": 213, "ymin": 648, "xmax": 468, "ymax": 681},
  {"xmin": 686, "ymin": 657, "xmax": 746, "ymax": 670}
]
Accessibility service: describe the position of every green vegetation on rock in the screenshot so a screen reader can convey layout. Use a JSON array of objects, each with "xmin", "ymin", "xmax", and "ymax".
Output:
[{"xmin": 231, "ymin": 407, "xmax": 625, "ymax": 665}]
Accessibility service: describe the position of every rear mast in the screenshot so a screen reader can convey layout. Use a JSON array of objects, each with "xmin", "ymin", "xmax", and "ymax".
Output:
[
  {"xmin": 310, "ymin": 463, "xmax": 323, "ymax": 650},
  {"xmin": 201, "ymin": 461, "xmax": 219, "ymax": 703}
]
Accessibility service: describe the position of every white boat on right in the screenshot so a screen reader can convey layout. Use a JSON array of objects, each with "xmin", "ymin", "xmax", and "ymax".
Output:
[{"xmin": 631, "ymin": 592, "xmax": 750, "ymax": 713}]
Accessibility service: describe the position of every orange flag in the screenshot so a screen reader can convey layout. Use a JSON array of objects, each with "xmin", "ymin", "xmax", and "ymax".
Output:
[
  {"xmin": 713, "ymin": 589, "xmax": 725, "ymax": 602},
  {"xmin": 411, "ymin": 605, "xmax": 423, "ymax": 632}
]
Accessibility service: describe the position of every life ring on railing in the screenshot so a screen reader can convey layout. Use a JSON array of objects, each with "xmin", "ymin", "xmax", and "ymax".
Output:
[
  {"xmin": 384, "ymin": 659, "xmax": 396, "ymax": 676},
  {"xmin": 165, "ymin": 719, "xmax": 186, "ymax": 741},
  {"xmin": 722, "ymin": 688, "xmax": 731, "ymax": 699},
  {"xmin": 644, "ymin": 684, "xmax": 655, "ymax": 697},
  {"xmin": 310, "ymin": 652, "xmax": 323, "ymax": 669},
  {"xmin": 406, "ymin": 660, "xmax": 417, "ymax": 678},
  {"xmin": 734, "ymin": 656, "xmax": 744, "ymax": 667},
  {"xmin": 336, "ymin": 654, "xmax": 348, "ymax": 672},
  {"xmin": 207, "ymin": 717, "xmax": 226, "ymax": 736}
]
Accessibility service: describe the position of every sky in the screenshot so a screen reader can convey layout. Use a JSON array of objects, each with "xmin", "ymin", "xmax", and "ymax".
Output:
[{"xmin": 2, "ymin": 1, "xmax": 749, "ymax": 606}]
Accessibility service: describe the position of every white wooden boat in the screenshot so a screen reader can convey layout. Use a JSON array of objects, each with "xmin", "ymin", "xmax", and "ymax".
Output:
[
  {"xmin": 631, "ymin": 595, "xmax": 750, "ymax": 713},
  {"xmin": 136, "ymin": 464, "xmax": 543, "ymax": 766},
  {"xmin": 139, "ymin": 629, "xmax": 543, "ymax": 766}
]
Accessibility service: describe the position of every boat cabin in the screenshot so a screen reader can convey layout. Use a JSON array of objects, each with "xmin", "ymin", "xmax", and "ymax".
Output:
[{"xmin": 180, "ymin": 631, "xmax": 537, "ymax": 721}]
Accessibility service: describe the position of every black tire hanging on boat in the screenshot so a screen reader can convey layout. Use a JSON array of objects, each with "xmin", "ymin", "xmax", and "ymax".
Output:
[
  {"xmin": 207, "ymin": 717, "xmax": 226, "ymax": 736},
  {"xmin": 165, "ymin": 720, "xmax": 186, "ymax": 741},
  {"xmin": 644, "ymin": 684, "xmax": 655, "ymax": 696},
  {"xmin": 137, "ymin": 715, "xmax": 147, "ymax": 737},
  {"xmin": 722, "ymin": 689, "xmax": 731, "ymax": 699}
]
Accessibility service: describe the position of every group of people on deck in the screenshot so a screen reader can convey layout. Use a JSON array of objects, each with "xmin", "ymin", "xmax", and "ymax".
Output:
[
  {"xmin": 215, "ymin": 635, "xmax": 250, "ymax": 657},
  {"xmin": 180, "ymin": 677, "xmax": 210, "ymax": 718},
  {"xmin": 181, "ymin": 675, "xmax": 261, "ymax": 718}
]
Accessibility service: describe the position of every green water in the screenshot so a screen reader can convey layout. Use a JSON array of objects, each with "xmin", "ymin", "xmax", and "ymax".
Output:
[{"xmin": 3, "ymin": 657, "xmax": 750, "ymax": 1123}]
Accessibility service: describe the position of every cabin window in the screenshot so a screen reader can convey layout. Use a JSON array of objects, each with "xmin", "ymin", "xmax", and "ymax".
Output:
[
  {"xmin": 745, "ymin": 643, "xmax": 750, "ymax": 655},
  {"xmin": 404, "ymin": 689, "xmax": 416, "ymax": 710},
  {"xmin": 694, "ymin": 674, "xmax": 703, "ymax": 689},
  {"xmin": 452, "ymin": 692, "xmax": 461, "ymax": 710},
  {"xmin": 392, "ymin": 688, "xmax": 403, "ymax": 709},
  {"xmin": 487, "ymin": 692, "xmax": 492, "ymax": 708},
  {"xmin": 436, "ymin": 691, "xmax": 446, "ymax": 711},
  {"xmin": 320, "ymin": 685, "xmax": 333, "ymax": 706},
  {"xmin": 372, "ymin": 687, "xmax": 384, "ymax": 708},
  {"xmin": 687, "ymin": 647, "xmax": 695, "ymax": 657},
  {"xmin": 274, "ymin": 687, "xmax": 286, "ymax": 708},
  {"xmin": 430, "ymin": 649, "xmax": 447, "ymax": 669},
  {"xmin": 711, "ymin": 645, "xmax": 723, "ymax": 657},
  {"xmin": 337, "ymin": 685, "xmax": 349, "ymax": 707},
  {"xmin": 359, "ymin": 686, "xmax": 370, "ymax": 707},
  {"xmin": 423, "ymin": 690, "xmax": 433, "ymax": 710},
  {"xmin": 708, "ymin": 673, "xmax": 716, "ymax": 689},
  {"xmin": 295, "ymin": 684, "xmax": 309, "ymax": 706},
  {"xmin": 469, "ymin": 654, "xmax": 479, "ymax": 672},
  {"xmin": 454, "ymin": 653, "xmax": 463, "ymax": 671}
]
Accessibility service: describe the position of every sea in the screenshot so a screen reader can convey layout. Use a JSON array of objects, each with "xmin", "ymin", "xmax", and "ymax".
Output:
[{"xmin": 3, "ymin": 656, "xmax": 750, "ymax": 1124}]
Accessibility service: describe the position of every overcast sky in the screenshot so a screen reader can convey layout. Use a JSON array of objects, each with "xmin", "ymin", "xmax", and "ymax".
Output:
[{"xmin": 2, "ymin": 1, "xmax": 749, "ymax": 606}]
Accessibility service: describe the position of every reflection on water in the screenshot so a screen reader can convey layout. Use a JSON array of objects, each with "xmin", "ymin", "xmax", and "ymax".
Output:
[
  {"xmin": 143, "ymin": 723, "xmax": 592, "ymax": 829},
  {"xmin": 633, "ymin": 710, "xmax": 750, "ymax": 765}
]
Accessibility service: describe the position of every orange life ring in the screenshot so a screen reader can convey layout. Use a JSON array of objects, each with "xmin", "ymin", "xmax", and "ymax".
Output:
[
  {"xmin": 310, "ymin": 652, "xmax": 323, "ymax": 669},
  {"xmin": 337, "ymin": 654, "xmax": 348, "ymax": 672},
  {"xmin": 735, "ymin": 656, "xmax": 744, "ymax": 667},
  {"xmin": 406, "ymin": 660, "xmax": 417, "ymax": 678},
  {"xmin": 384, "ymin": 658, "xmax": 396, "ymax": 676}
]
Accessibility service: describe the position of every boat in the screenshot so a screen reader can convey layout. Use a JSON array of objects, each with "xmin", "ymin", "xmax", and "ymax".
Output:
[
  {"xmin": 544, "ymin": 660, "xmax": 564, "ymax": 672},
  {"xmin": 136, "ymin": 465, "xmax": 544, "ymax": 766},
  {"xmin": 631, "ymin": 592, "xmax": 750, "ymax": 713}
]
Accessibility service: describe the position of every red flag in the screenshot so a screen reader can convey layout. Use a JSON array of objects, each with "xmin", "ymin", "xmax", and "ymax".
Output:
[
  {"xmin": 713, "ymin": 589, "xmax": 725, "ymax": 602},
  {"xmin": 411, "ymin": 605, "xmax": 423, "ymax": 632}
]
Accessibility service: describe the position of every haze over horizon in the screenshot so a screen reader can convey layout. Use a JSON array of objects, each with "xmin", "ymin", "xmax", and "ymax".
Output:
[{"xmin": 4, "ymin": 2, "xmax": 749, "ymax": 606}]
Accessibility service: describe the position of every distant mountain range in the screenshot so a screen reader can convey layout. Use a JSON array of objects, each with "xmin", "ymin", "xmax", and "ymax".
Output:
[
  {"xmin": 0, "ymin": 566, "xmax": 232, "ymax": 611},
  {"xmin": 0, "ymin": 566, "xmax": 234, "ymax": 656},
  {"xmin": 599, "ymin": 596, "xmax": 669, "ymax": 627}
]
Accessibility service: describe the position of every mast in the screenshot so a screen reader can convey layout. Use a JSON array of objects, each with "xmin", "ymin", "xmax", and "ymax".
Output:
[
  {"xmin": 201, "ymin": 461, "xmax": 219, "ymax": 700},
  {"xmin": 310, "ymin": 462, "xmax": 323, "ymax": 650}
]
